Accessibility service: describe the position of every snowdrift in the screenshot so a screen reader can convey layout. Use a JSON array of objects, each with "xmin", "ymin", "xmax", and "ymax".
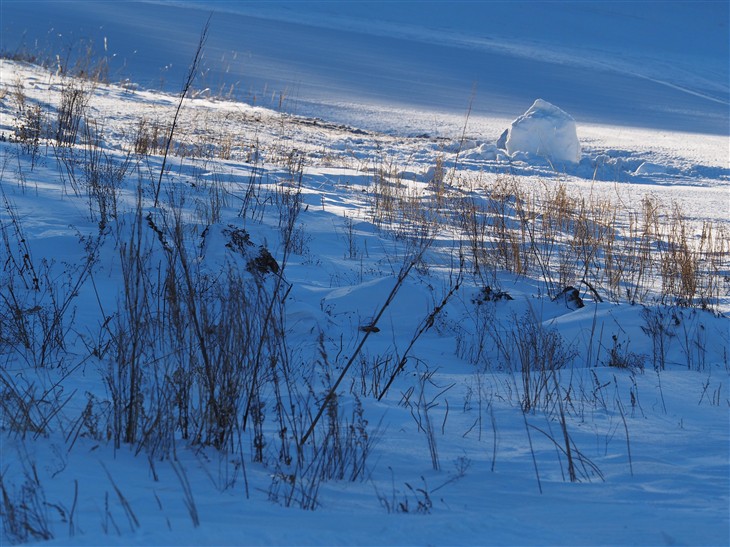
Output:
[{"xmin": 504, "ymin": 99, "xmax": 581, "ymax": 164}]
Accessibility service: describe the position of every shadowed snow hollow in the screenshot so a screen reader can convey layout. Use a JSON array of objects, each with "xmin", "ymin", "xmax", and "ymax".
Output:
[{"xmin": 505, "ymin": 99, "xmax": 581, "ymax": 164}]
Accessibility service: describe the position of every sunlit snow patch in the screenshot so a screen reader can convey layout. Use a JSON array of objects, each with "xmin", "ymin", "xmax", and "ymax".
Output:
[
  {"xmin": 461, "ymin": 142, "xmax": 508, "ymax": 161},
  {"xmin": 634, "ymin": 161, "xmax": 667, "ymax": 175},
  {"xmin": 504, "ymin": 99, "xmax": 581, "ymax": 164}
]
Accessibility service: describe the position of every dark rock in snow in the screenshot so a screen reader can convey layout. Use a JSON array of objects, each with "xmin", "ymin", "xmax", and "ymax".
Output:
[{"xmin": 552, "ymin": 286, "xmax": 584, "ymax": 310}]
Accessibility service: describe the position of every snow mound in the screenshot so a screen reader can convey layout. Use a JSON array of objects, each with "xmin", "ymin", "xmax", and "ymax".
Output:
[
  {"xmin": 461, "ymin": 142, "xmax": 508, "ymax": 161},
  {"xmin": 505, "ymin": 99, "xmax": 581, "ymax": 164},
  {"xmin": 634, "ymin": 161, "xmax": 667, "ymax": 175}
]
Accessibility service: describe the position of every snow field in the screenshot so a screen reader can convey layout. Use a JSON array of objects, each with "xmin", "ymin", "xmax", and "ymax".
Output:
[{"xmin": 0, "ymin": 52, "xmax": 728, "ymax": 547}]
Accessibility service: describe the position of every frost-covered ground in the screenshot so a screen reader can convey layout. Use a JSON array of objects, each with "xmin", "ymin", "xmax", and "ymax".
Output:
[{"xmin": 0, "ymin": 2, "xmax": 728, "ymax": 546}]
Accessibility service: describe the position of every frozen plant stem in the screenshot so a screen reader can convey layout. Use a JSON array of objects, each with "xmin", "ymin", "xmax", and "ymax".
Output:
[
  {"xmin": 154, "ymin": 15, "xmax": 211, "ymax": 208},
  {"xmin": 378, "ymin": 256, "xmax": 463, "ymax": 401},
  {"xmin": 300, "ymin": 254, "xmax": 421, "ymax": 445}
]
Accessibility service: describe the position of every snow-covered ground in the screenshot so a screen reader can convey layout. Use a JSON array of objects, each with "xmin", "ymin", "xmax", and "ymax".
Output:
[{"xmin": 0, "ymin": 2, "xmax": 728, "ymax": 546}]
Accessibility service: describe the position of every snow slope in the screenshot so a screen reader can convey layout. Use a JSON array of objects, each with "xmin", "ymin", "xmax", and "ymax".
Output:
[{"xmin": 1, "ymin": 1, "xmax": 728, "ymax": 135}]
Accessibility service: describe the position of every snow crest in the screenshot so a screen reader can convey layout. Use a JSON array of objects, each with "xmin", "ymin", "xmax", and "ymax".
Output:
[{"xmin": 505, "ymin": 99, "xmax": 581, "ymax": 164}]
